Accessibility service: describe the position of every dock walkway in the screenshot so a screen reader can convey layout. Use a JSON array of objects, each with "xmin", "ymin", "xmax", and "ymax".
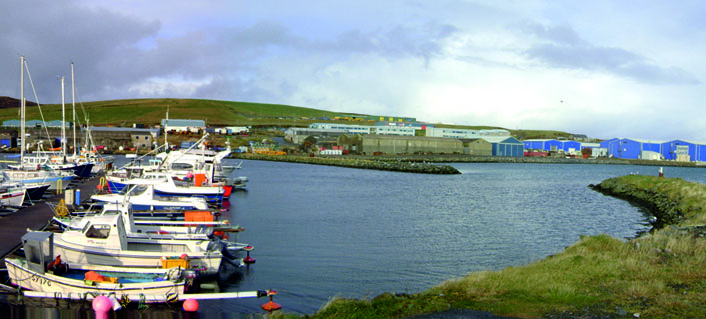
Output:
[{"xmin": 0, "ymin": 176, "xmax": 102, "ymax": 260}]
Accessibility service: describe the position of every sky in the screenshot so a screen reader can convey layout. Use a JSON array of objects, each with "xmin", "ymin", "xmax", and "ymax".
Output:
[{"xmin": 1, "ymin": 1, "xmax": 705, "ymax": 141}]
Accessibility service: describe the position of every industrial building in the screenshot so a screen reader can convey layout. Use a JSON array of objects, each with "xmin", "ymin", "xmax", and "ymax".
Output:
[
  {"xmin": 600, "ymin": 138, "xmax": 667, "ymax": 160},
  {"xmin": 373, "ymin": 126, "xmax": 416, "ymax": 136},
  {"xmin": 309, "ymin": 123, "xmax": 372, "ymax": 134},
  {"xmin": 481, "ymin": 136, "xmax": 524, "ymax": 157},
  {"xmin": 425, "ymin": 127, "xmax": 510, "ymax": 139},
  {"xmin": 285, "ymin": 127, "xmax": 347, "ymax": 144},
  {"xmin": 460, "ymin": 138, "xmax": 492, "ymax": 156},
  {"xmin": 90, "ymin": 127, "xmax": 161, "ymax": 150},
  {"xmin": 3, "ymin": 119, "xmax": 72, "ymax": 128},
  {"xmin": 337, "ymin": 134, "xmax": 462, "ymax": 155},
  {"xmin": 161, "ymin": 119, "xmax": 206, "ymax": 133},
  {"xmin": 525, "ymin": 139, "xmax": 596, "ymax": 153}
]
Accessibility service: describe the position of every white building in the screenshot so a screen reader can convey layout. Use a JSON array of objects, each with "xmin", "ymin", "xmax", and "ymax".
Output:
[
  {"xmin": 373, "ymin": 126, "xmax": 416, "ymax": 136},
  {"xmin": 308, "ymin": 123, "xmax": 373, "ymax": 135}
]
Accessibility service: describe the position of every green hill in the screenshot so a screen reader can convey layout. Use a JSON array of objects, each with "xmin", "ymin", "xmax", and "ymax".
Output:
[
  {"xmin": 0, "ymin": 98, "xmax": 346, "ymax": 127},
  {"xmin": 0, "ymin": 97, "xmax": 574, "ymax": 139}
]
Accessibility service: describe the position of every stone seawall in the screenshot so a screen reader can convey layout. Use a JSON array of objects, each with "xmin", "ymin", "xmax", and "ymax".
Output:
[
  {"xmin": 589, "ymin": 175, "xmax": 699, "ymax": 229},
  {"xmin": 232, "ymin": 154, "xmax": 461, "ymax": 174}
]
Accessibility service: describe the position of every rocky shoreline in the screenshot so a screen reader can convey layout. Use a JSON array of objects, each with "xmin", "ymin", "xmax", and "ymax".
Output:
[
  {"xmin": 232, "ymin": 154, "xmax": 462, "ymax": 174},
  {"xmin": 232, "ymin": 153, "xmax": 706, "ymax": 174},
  {"xmin": 589, "ymin": 175, "xmax": 687, "ymax": 229}
]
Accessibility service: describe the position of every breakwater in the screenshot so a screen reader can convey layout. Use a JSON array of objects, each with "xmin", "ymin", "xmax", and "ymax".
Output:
[
  {"xmin": 589, "ymin": 175, "xmax": 705, "ymax": 229},
  {"xmin": 232, "ymin": 154, "xmax": 461, "ymax": 174}
]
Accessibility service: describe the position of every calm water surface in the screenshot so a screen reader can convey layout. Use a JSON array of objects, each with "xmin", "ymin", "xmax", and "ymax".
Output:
[{"xmin": 3, "ymin": 159, "xmax": 706, "ymax": 317}]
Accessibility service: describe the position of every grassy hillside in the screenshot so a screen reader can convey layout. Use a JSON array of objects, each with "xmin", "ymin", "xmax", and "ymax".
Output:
[
  {"xmin": 0, "ymin": 98, "xmax": 345, "ymax": 127},
  {"xmin": 0, "ymin": 97, "xmax": 574, "ymax": 139}
]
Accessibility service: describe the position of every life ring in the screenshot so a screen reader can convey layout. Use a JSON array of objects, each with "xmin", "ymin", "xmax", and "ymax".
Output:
[{"xmin": 55, "ymin": 199, "xmax": 68, "ymax": 217}]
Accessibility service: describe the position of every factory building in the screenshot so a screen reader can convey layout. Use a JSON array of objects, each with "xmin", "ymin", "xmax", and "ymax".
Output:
[
  {"xmin": 285, "ymin": 127, "xmax": 347, "ymax": 144},
  {"xmin": 374, "ymin": 122, "xmax": 431, "ymax": 129},
  {"xmin": 460, "ymin": 138, "xmax": 492, "ymax": 156},
  {"xmin": 309, "ymin": 123, "xmax": 372, "ymax": 134},
  {"xmin": 336, "ymin": 134, "xmax": 462, "ymax": 155},
  {"xmin": 161, "ymin": 119, "xmax": 206, "ymax": 133},
  {"xmin": 601, "ymin": 138, "xmax": 666, "ymax": 160},
  {"xmin": 482, "ymin": 136, "xmax": 524, "ymax": 157},
  {"xmin": 425, "ymin": 127, "xmax": 510, "ymax": 139},
  {"xmin": 661, "ymin": 140, "xmax": 694, "ymax": 162},
  {"xmin": 373, "ymin": 126, "xmax": 416, "ymax": 136}
]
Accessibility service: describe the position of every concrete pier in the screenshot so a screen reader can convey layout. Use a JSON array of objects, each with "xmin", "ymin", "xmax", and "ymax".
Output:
[{"xmin": 0, "ymin": 176, "xmax": 101, "ymax": 261}]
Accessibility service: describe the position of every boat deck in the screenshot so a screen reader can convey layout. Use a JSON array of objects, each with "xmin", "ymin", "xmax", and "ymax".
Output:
[{"xmin": 0, "ymin": 175, "xmax": 101, "ymax": 261}]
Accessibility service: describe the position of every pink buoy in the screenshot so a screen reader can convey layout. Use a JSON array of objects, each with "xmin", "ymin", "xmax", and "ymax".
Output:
[
  {"xmin": 93, "ymin": 295, "xmax": 112, "ymax": 319},
  {"xmin": 183, "ymin": 298, "xmax": 199, "ymax": 312}
]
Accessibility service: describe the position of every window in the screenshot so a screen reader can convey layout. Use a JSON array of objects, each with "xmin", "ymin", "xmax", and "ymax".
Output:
[{"xmin": 85, "ymin": 224, "xmax": 111, "ymax": 239}]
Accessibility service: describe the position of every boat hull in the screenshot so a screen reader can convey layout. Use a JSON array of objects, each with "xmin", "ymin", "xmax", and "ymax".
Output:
[
  {"xmin": 53, "ymin": 239, "xmax": 223, "ymax": 276},
  {"xmin": 5, "ymin": 258, "xmax": 185, "ymax": 298}
]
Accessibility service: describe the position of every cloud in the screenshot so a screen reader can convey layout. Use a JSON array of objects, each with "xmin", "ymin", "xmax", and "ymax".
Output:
[{"xmin": 519, "ymin": 22, "xmax": 700, "ymax": 85}]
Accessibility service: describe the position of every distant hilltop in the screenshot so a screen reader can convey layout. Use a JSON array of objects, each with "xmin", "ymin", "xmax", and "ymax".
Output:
[
  {"xmin": 0, "ymin": 96, "xmax": 37, "ymax": 109},
  {"xmin": 0, "ymin": 97, "xmax": 574, "ymax": 140}
]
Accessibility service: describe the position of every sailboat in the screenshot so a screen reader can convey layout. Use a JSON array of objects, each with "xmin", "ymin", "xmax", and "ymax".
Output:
[
  {"xmin": 5, "ymin": 56, "xmax": 75, "ymax": 192},
  {"xmin": 30, "ymin": 75, "xmax": 93, "ymax": 178},
  {"xmin": 64, "ymin": 62, "xmax": 112, "ymax": 174}
]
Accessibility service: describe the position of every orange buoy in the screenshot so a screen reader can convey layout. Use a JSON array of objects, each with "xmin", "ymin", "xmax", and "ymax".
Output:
[
  {"xmin": 183, "ymin": 298, "xmax": 199, "ymax": 312},
  {"xmin": 261, "ymin": 290, "xmax": 281, "ymax": 311}
]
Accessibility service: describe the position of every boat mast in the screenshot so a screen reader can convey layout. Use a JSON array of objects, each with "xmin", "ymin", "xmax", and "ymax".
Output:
[
  {"xmin": 165, "ymin": 106, "xmax": 169, "ymax": 150},
  {"xmin": 71, "ymin": 62, "xmax": 77, "ymax": 158},
  {"xmin": 20, "ymin": 56, "xmax": 25, "ymax": 164},
  {"xmin": 61, "ymin": 76, "xmax": 66, "ymax": 160}
]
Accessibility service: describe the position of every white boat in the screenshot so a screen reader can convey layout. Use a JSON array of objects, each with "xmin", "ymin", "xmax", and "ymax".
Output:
[
  {"xmin": 3, "ymin": 168, "xmax": 74, "ymax": 192},
  {"xmin": 0, "ymin": 187, "xmax": 26, "ymax": 208},
  {"xmin": 50, "ymin": 212, "xmax": 225, "ymax": 275},
  {"xmin": 7, "ymin": 231, "xmax": 271, "ymax": 306},
  {"xmin": 106, "ymin": 172, "xmax": 226, "ymax": 203},
  {"xmin": 0, "ymin": 170, "xmax": 50, "ymax": 202},
  {"xmin": 52, "ymin": 202, "xmax": 251, "ymax": 261},
  {"xmin": 7, "ymin": 231, "xmax": 187, "ymax": 301},
  {"xmin": 91, "ymin": 183, "xmax": 210, "ymax": 211}
]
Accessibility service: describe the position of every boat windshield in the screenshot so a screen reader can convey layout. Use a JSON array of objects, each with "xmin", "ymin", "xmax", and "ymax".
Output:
[
  {"xmin": 127, "ymin": 185, "xmax": 148, "ymax": 196},
  {"xmin": 85, "ymin": 224, "xmax": 111, "ymax": 239},
  {"xmin": 171, "ymin": 163, "xmax": 194, "ymax": 171}
]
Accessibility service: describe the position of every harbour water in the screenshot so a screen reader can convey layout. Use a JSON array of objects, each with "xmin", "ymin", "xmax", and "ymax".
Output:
[{"xmin": 2, "ymin": 158, "xmax": 706, "ymax": 317}]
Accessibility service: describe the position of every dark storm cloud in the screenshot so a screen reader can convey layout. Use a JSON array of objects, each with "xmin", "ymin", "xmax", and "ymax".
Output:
[{"xmin": 519, "ymin": 22, "xmax": 699, "ymax": 85}]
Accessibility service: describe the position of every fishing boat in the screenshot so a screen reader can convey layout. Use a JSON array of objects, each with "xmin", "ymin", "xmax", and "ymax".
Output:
[
  {"xmin": 6, "ymin": 232, "xmax": 274, "ymax": 307},
  {"xmin": 51, "ymin": 202, "xmax": 251, "ymax": 263},
  {"xmin": 0, "ymin": 187, "xmax": 26, "ymax": 208},
  {"xmin": 106, "ymin": 172, "xmax": 226, "ymax": 204},
  {"xmin": 91, "ymin": 183, "xmax": 210, "ymax": 212},
  {"xmin": 0, "ymin": 170, "xmax": 49, "ymax": 202},
  {"xmin": 49, "ymin": 213, "xmax": 226, "ymax": 275}
]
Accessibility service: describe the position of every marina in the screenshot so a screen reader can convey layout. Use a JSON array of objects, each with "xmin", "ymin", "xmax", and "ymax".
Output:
[{"xmin": 0, "ymin": 134, "xmax": 277, "ymax": 315}]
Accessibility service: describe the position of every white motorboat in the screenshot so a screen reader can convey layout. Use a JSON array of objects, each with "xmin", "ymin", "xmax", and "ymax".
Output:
[
  {"xmin": 50, "ymin": 213, "xmax": 225, "ymax": 275},
  {"xmin": 91, "ymin": 183, "xmax": 210, "ymax": 211}
]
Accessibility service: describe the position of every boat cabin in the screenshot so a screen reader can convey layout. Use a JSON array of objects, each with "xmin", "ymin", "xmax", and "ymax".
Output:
[
  {"xmin": 62, "ymin": 213, "xmax": 128, "ymax": 250},
  {"xmin": 21, "ymin": 231, "xmax": 54, "ymax": 274}
]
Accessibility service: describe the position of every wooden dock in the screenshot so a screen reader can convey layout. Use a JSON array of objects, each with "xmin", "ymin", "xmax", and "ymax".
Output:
[{"xmin": 0, "ymin": 175, "xmax": 102, "ymax": 260}]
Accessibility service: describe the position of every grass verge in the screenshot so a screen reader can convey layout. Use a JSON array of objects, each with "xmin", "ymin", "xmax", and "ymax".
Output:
[{"xmin": 273, "ymin": 175, "xmax": 706, "ymax": 318}]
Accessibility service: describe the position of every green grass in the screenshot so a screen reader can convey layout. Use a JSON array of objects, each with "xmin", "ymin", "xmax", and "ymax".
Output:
[
  {"xmin": 0, "ymin": 98, "xmax": 346, "ymax": 127},
  {"xmin": 273, "ymin": 176, "xmax": 706, "ymax": 318},
  {"xmin": 0, "ymin": 97, "xmax": 573, "ymax": 139}
]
